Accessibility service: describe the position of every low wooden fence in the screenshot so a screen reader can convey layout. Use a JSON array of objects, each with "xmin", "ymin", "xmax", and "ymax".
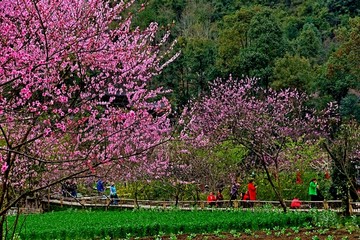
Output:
[{"xmin": 41, "ymin": 195, "xmax": 360, "ymax": 215}]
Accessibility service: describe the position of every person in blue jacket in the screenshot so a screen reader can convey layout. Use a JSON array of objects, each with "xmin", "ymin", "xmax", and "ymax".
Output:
[
  {"xmin": 109, "ymin": 182, "xmax": 119, "ymax": 205},
  {"xmin": 96, "ymin": 179, "xmax": 105, "ymax": 196}
]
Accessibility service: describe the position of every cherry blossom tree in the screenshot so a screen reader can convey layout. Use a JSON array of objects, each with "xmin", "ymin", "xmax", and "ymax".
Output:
[
  {"xmin": 0, "ymin": 0, "xmax": 178, "ymax": 234},
  {"xmin": 180, "ymin": 76, "xmax": 337, "ymax": 212}
]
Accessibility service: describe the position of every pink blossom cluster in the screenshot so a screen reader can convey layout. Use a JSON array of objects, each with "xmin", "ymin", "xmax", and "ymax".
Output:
[
  {"xmin": 180, "ymin": 76, "xmax": 339, "ymax": 169},
  {"xmin": 0, "ymin": 0, "xmax": 177, "ymax": 213}
]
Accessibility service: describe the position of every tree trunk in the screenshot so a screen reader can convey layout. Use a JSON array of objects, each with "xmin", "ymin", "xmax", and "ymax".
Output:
[
  {"xmin": 262, "ymin": 160, "xmax": 287, "ymax": 213},
  {"xmin": 344, "ymin": 185, "xmax": 351, "ymax": 216},
  {"xmin": 134, "ymin": 183, "xmax": 139, "ymax": 208},
  {"xmin": 0, "ymin": 214, "xmax": 5, "ymax": 240},
  {"xmin": 175, "ymin": 184, "xmax": 180, "ymax": 207}
]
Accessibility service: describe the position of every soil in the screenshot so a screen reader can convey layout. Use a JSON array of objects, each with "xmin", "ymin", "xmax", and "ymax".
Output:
[{"xmin": 138, "ymin": 228, "xmax": 360, "ymax": 240}]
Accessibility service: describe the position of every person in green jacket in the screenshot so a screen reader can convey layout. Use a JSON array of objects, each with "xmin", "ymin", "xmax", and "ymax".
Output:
[{"xmin": 308, "ymin": 178, "xmax": 318, "ymax": 202}]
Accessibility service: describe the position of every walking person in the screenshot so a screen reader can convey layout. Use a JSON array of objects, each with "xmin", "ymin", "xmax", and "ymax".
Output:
[
  {"xmin": 247, "ymin": 179, "xmax": 257, "ymax": 208},
  {"xmin": 96, "ymin": 178, "xmax": 105, "ymax": 196},
  {"xmin": 207, "ymin": 191, "xmax": 217, "ymax": 207},
  {"xmin": 216, "ymin": 189, "xmax": 224, "ymax": 207},
  {"xmin": 68, "ymin": 180, "xmax": 77, "ymax": 198},
  {"xmin": 62, "ymin": 181, "xmax": 70, "ymax": 197},
  {"xmin": 229, "ymin": 181, "xmax": 240, "ymax": 207},
  {"xmin": 242, "ymin": 191, "xmax": 250, "ymax": 208},
  {"xmin": 308, "ymin": 178, "xmax": 318, "ymax": 207},
  {"xmin": 109, "ymin": 182, "xmax": 119, "ymax": 205}
]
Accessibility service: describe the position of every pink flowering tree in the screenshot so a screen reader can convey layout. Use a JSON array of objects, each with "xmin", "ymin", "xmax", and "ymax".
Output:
[
  {"xmin": 180, "ymin": 76, "xmax": 337, "ymax": 212},
  {"xmin": 0, "ymin": 0, "xmax": 178, "ymax": 232}
]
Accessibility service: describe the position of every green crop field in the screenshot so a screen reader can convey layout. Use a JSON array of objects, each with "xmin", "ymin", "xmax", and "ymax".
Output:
[{"xmin": 5, "ymin": 207, "xmax": 318, "ymax": 240}]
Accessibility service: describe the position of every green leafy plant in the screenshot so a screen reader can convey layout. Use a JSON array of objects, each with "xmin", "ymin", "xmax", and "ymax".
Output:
[
  {"xmin": 186, "ymin": 233, "xmax": 197, "ymax": 240},
  {"xmin": 213, "ymin": 229, "xmax": 221, "ymax": 236},
  {"xmin": 273, "ymin": 226, "xmax": 280, "ymax": 231},
  {"xmin": 345, "ymin": 216, "xmax": 359, "ymax": 234},
  {"xmin": 317, "ymin": 228, "xmax": 329, "ymax": 234},
  {"xmin": 244, "ymin": 228, "xmax": 253, "ymax": 236},
  {"xmin": 155, "ymin": 231, "xmax": 165, "ymax": 240},
  {"xmin": 125, "ymin": 233, "xmax": 132, "ymax": 240},
  {"xmin": 312, "ymin": 210, "xmax": 338, "ymax": 228},
  {"xmin": 302, "ymin": 222, "xmax": 312, "ymax": 229},
  {"xmin": 11, "ymin": 234, "xmax": 22, "ymax": 240},
  {"xmin": 213, "ymin": 229, "xmax": 226, "ymax": 238},
  {"xmin": 170, "ymin": 233, "xmax": 177, "ymax": 240},
  {"xmin": 264, "ymin": 228, "xmax": 272, "ymax": 235},
  {"xmin": 230, "ymin": 229, "xmax": 241, "ymax": 238}
]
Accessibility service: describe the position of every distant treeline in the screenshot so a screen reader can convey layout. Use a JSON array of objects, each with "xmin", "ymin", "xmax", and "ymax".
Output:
[{"xmin": 131, "ymin": 0, "xmax": 360, "ymax": 121}]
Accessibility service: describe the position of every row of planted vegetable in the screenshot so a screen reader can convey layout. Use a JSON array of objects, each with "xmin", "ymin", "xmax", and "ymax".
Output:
[{"xmin": 6, "ymin": 207, "xmax": 357, "ymax": 240}]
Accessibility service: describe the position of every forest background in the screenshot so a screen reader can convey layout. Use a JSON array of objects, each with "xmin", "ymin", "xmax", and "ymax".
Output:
[
  {"xmin": 122, "ymin": 0, "xmax": 360, "ymax": 202},
  {"xmin": 132, "ymin": 0, "xmax": 360, "ymax": 115}
]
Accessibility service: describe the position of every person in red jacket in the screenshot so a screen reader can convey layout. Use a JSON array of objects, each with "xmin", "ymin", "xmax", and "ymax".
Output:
[
  {"xmin": 247, "ymin": 179, "xmax": 257, "ymax": 207},
  {"xmin": 290, "ymin": 197, "xmax": 302, "ymax": 209},
  {"xmin": 207, "ymin": 191, "xmax": 217, "ymax": 207},
  {"xmin": 242, "ymin": 191, "xmax": 250, "ymax": 200},
  {"xmin": 242, "ymin": 191, "xmax": 250, "ymax": 208}
]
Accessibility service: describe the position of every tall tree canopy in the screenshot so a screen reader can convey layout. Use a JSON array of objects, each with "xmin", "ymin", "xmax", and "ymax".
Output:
[{"xmin": 318, "ymin": 17, "xmax": 360, "ymax": 104}]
